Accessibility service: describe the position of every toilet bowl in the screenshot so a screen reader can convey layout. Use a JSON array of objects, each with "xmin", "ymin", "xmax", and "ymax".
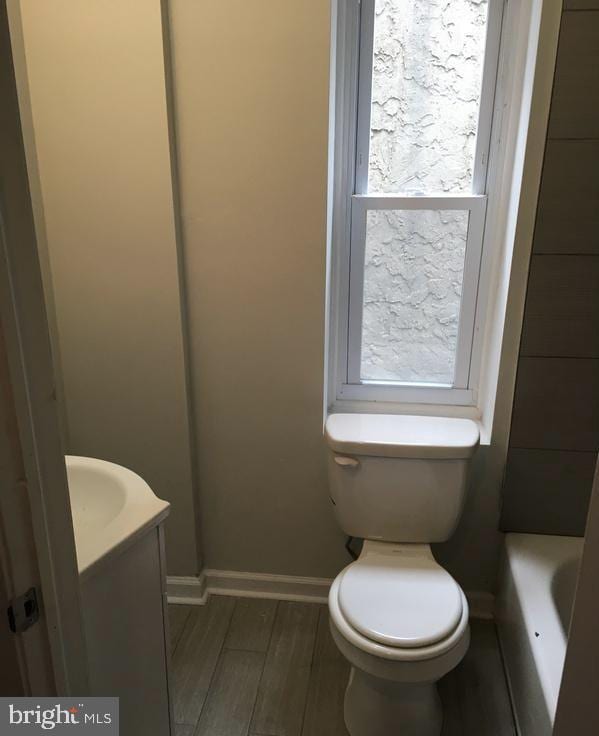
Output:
[
  {"xmin": 324, "ymin": 413, "xmax": 479, "ymax": 736},
  {"xmin": 328, "ymin": 540, "xmax": 470, "ymax": 736}
]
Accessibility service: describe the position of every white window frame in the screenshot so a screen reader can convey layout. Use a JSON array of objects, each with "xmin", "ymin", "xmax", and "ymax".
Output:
[{"xmin": 330, "ymin": 0, "xmax": 506, "ymax": 408}]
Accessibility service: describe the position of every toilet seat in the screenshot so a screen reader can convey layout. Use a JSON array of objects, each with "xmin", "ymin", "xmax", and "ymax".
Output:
[
  {"xmin": 329, "ymin": 543, "xmax": 469, "ymax": 662},
  {"xmin": 337, "ymin": 546, "xmax": 463, "ymax": 648}
]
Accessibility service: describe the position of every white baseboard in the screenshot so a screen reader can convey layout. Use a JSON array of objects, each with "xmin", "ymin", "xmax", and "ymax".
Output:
[
  {"xmin": 167, "ymin": 569, "xmax": 330, "ymax": 606},
  {"xmin": 204, "ymin": 569, "xmax": 332, "ymax": 604},
  {"xmin": 167, "ymin": 573, "xmax": 208, "ymax": 605},
  {"xmin": 167, "ymin": 569, "xmax": 495, "ymax": 619}
]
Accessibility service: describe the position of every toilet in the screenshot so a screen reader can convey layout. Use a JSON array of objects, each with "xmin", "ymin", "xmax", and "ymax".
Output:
[{"xmin": 324, "ymin": 413, "xmax": 479, "ymax": 736}]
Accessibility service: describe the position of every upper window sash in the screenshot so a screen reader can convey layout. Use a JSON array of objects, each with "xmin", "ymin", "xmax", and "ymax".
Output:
[
  {"xmin": 355, "ymin": 0, "xmax": 376, "ymax": 195},
  {"xmin": 354, "ymin": 0, "xmax": 503, "ymax": 199}
]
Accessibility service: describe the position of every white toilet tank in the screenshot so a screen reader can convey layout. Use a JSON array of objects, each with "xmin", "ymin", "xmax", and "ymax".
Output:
[{"xmin": 325, "ymin": 414, "xmax": 480, "ymax": 543}]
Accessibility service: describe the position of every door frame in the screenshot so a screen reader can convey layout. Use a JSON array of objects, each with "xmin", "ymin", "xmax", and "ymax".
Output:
[{"xmin": 0, "ymin": 0, "xmax": 88, "ymax": 695}]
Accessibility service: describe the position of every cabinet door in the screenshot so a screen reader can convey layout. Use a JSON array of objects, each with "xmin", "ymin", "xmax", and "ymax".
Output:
[{"xmin": 82, "ymin": 529, "xmax": 171, "ymax": 736}]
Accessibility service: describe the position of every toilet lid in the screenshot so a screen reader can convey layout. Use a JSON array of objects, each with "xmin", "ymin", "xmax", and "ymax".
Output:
[{"xmin": 337, "ymin": 553, "xmax": 463, "ymax": 649}]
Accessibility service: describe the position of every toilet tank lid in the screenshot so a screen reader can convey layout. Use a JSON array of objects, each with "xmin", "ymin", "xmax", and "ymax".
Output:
[{"xmin": 325, "ymin": 413, "xmax": 479, "ymax": 459}]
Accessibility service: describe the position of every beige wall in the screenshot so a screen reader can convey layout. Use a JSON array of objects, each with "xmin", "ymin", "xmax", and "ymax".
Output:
[
  {"xmin": 168, "ymin": 0, "xmax": 349, "ymax": 577},
  {"xmin": 12, "ymin": 0, "xmax": 513, "ymax": 591},
  {"xmin": 14, "ymin": 0, "xmax": 199, "ymax": 576},
  {"xmin": 168, "ymin": 0, "xmax": 506, "ymax": 589}
]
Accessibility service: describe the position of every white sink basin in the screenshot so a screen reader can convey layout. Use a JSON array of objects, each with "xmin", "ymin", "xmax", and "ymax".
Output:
[{"xmin": 66, "ymin": 455, "xmax": 169, "ymax": 579}]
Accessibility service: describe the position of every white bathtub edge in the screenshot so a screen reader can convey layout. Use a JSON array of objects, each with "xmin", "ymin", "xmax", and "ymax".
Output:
[{"xmin": 497, "ymin": 532, "xmax": 583, "ymax": 736}]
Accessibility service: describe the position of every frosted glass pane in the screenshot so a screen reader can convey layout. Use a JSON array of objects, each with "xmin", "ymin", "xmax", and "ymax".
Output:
[
  {"xmin": 369, "ymin": 0, "xmax": 489, "ymax": 194},
  {"xmin": 361, "ymin": 209, "xmax": 469, "ymax": 384}
]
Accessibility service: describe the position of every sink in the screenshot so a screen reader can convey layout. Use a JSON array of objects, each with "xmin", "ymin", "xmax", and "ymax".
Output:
[
  {"xmin": 66, "ymin": 455, "xmax": 169, "ymax": 580},
  {"xmin": 65, "ymin": 455, "xmax": 172, "ymax": 734}
]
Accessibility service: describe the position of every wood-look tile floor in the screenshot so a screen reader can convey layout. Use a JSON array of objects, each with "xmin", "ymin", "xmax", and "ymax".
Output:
[{"xmin": 169, "ymin": 597, "xmax": 516, "ymax": 736}]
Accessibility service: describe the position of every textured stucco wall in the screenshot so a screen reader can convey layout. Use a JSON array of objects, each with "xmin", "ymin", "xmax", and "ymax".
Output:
[
  {"xmin": 362, "ymin": 0, "xmax": 488, "ymax": 383},
  {"xmin": 362, "ymin": 209, "xmax": 467, "ymax": 383},
  {"xmin": 369, "ymin": 0, "xmax": 488, "ymax": 194}
]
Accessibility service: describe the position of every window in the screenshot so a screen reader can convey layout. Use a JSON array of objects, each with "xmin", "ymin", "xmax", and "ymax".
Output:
[{"xmin": 331, "ymin": 0, "xmax": 505, "ymax": 407}]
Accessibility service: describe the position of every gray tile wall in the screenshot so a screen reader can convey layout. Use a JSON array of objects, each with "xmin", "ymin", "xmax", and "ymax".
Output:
[{"xmin": 501, "ymin": 4, "xmax": 599, "ymax": 536}]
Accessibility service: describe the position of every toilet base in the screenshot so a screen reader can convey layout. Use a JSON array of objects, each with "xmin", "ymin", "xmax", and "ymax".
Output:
[{"xmin": 344, "ymin": 666, "xmax": 443, "ymax": 736}]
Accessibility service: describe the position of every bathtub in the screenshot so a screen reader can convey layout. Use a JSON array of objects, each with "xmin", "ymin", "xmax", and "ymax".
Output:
[{"xmin": 497, "ymin": 533, "xmax": 583, "ymax": 736}]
